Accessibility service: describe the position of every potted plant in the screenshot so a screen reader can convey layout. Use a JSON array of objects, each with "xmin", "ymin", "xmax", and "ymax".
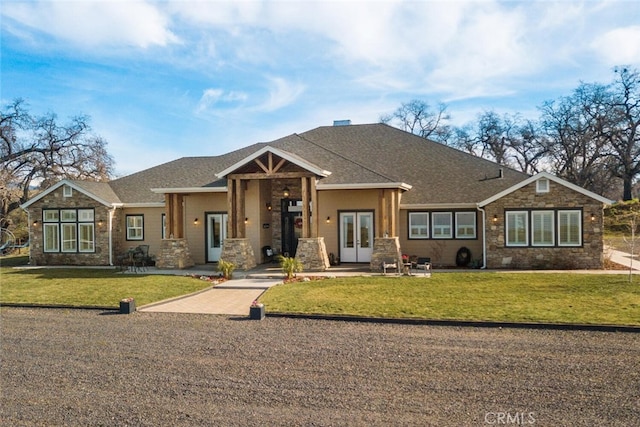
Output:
[{"xmin": 249, "ymin": 300, "xmax": 265, "ymax": 320}]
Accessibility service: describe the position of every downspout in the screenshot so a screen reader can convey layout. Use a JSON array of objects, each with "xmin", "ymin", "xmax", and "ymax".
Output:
[
  {"xmin": 477, "ymin": 205, "xmax": 487, "ymax": 269},
  {"xmin": 108, "ymin": 207, "xmax": 117, "ymax": 266},
  {"xmin": 23, "ymin": 207, "xmax": 32, "ymax": 265}
]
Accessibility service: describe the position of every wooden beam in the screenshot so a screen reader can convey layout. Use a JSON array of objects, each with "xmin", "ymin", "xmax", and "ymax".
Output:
[
  {"xmin": 235, "ymin": 178, "xmax": 245, "ymax": 238},
  {"xmin": 230, "ymin": 171, "xmax": 315, "ymax": 180},
  {"xmin": 310, "ymin": 177, "xmax": 318, "ymax": 237},
  {"xmin": 302, "ymin": 177, "xmax": 309, "ymax": 238},
  {"xmin": 227, "ymin": 179, "xmax": 236, "ymax": 238},
  {"xmin": 272, "ymin": 158, "xmax": 286, "ymax": 174},
  {"xmin": 254, "ymin": 158, "xmax": 269, "ymax": 174}
]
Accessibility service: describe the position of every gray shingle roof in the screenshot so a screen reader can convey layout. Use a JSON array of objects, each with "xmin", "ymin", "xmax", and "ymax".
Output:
[{"xmin": 107, "ymin": 123, "xmax": 529, "ymax": 205}]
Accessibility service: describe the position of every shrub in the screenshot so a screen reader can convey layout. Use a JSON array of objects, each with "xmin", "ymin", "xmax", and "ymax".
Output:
[
  {"xmin": 279, "ymin": 255, "xmax": 303, "ymax": 280},
  {"xmin": 217, "ymin": 259, "xmax": 235, "ymax": 279}
]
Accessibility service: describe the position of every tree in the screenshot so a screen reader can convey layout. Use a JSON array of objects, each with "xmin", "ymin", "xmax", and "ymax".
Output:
[
  {"xmin": 0, "ymin": 99, "xmax": 114, "ymax": 230},
  {"xmin": 380, "ymin": 99, "xmax": 451, "ymax": 142},
  {"xmin": 539, "ymin": 85, "xmax": 617, "ymax": 196},
  {"xmin": 605, "ymin": 67, "xmax": 640, "ymax": 200}
]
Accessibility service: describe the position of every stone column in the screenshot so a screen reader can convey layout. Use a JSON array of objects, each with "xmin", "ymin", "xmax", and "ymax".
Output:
[
  {"xmin": 156, "ymin": 238, "xmax": 195, "ymax": 269},
  {"xmin": 220, "ymin": 238, "xmax": 257, "ymax": 270},
  {"xmin": 296, "ymin": 237, "xmax": 330, "ymax": 271},
  {"xmin": 370, "ymin": 237, "xmax": 402, "ymax": 272}
]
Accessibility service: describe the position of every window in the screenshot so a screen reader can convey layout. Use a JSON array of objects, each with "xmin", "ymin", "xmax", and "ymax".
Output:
[
  {"xmin": 506, "ymin": 211, "xmax": 528, "ymax": 246},
  {"xmin": 127, "ymin": 215, "xmax": 144, "ymax": 241},
  {"xmin": 532, "ymin": 211, "xmax": 554, "ymax": 246},
  {"xmin": 161, "ymin": 213, "xmax": 166, "ymax": 239},
  {"xmin": 42, "ymin": 208, "xmax": 95, "ymax": 253},
  {"xmin": 558, "ymin": 210, "xmax": 581, "ymax": 246},
  {"xmin": 432, "ymin": 212, "xmax": 452, "ymax": 238},
  {"xmin": 536, "ymin": 178, "xmax": 549, "ymax": 193},
  {"xmin": 63, "ymin": 185, "xmax": 73, "ymax": 197},
  {"xmin": 409, "ymin": 212, "xmax": 429, "ymax": 239},
  {"xmin": 455, "ymin": 212, "xmax": 476, "ymax": 238}
]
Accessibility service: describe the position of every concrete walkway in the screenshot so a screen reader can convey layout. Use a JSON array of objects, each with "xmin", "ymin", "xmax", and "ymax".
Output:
[{"xmin": 139, "ymin": 278, "xmax": 283, "ymax": 316}]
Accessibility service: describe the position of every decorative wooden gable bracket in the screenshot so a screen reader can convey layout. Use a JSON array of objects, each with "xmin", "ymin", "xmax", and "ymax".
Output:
[{"xmin": 254, "ymin": 151, "xmax": 286, "ymax": 175}]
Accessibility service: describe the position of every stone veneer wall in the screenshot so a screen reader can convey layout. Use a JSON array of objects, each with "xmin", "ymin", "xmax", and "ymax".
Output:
[
  {"xmin": 370, "ymin": 237, "xmax": 402, "ymax": 272},
  {"xmin": 155, "ymin": 239, "xmax": 195, "ymax": 269},
  {"xmin": 296, "ymin": 237, "xmax": 330, "ymax": 271},
  {"xmin": 484, "ymin": 180, "xmax": 605, "ymax": 269},
  {"xmin": 27, "ymin": 187, "xmax": 112, "ymax": 266},
  {"xmin": 220, "ymin": 238, "xmax": 257, "ymax": 270}
]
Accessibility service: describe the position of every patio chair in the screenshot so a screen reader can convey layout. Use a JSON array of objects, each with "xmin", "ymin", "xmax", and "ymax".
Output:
[
  {"xmin": 412, "ymin": 257, "xmax": 432, "ymax": 277},
  {"xmin": 382, "ymin": 258, "xmax": 400, "ymax": 275}
]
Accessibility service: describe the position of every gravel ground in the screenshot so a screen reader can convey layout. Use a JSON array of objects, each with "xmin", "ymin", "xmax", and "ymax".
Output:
[{"xmin": 1, "ymin": 308, "xmax": 639, "ymax": 426}]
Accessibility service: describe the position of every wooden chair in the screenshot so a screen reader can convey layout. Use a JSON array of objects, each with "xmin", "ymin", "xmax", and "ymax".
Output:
[{"xmin": 412, "ymin": 257, "xmax": 432, "ymax": 277}]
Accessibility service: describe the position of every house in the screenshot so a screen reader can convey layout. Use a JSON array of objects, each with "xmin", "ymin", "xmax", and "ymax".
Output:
[{"xmin": 21, "ymin": 123, "xmax": 613, "ymax": 271}]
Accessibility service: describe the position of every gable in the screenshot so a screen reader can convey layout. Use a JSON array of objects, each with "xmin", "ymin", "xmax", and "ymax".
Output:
[
  {"xmin": 21, "ymin": 180, "xmax": 120, "ymax": 209},
  {"xmin": 478, "ymin": 172, "xmax": 614, "ymax": 207}
]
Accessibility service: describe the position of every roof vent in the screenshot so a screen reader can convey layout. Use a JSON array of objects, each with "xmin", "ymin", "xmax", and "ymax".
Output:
[{"xmin": 333, "ymin": 120, "xmax": 351, "ymax": 126}]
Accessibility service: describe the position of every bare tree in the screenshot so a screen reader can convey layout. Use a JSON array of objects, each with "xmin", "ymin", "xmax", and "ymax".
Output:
[
  {"xmin": 0, "ymin": 99, "xmax": 114, "ymax": 229},
  {"xmin": 380, "ymin": 99, "xmax": 451, "ymax": 142},
  {"xmin": 605, "ymin": 67, "xmax": 640, "ymax": 201}
]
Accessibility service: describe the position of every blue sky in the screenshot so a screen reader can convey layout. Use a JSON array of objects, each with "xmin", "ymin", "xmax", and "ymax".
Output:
[{"xmin": 2, "ymin": 1, "xmax": 639, "ymax": 177}]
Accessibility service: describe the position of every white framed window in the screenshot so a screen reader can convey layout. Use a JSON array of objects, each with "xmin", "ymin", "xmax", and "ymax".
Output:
[
  {"xmin": 558, "ymin": 210, "xmax": 581, "ymax": 246},
  {"xmin": 532, "ymin": 211, "xmax": 554, "ymax": 246},
  {"xmin": 43, "ymin": 223, "xmax": 59, "ymax": 252},
  {"xmin": 455, "ymin": 212, "xmax": 476, "ymax": 238},
  {"xmin": 63, "ymin": 185, "xmax": 73, "ymax": 197},
  {"xmin": 536, "ymin": 178, "xmax": 549, "ymax": 193},
  {"xmin": 126, "ymin": 215, "xmax": 144, "ymax": 241},
  {"xmin": 78, "ymin": 209, "xmax": 94, "ymax": 222},
  {"xmin": 79, "ymin": 223, "xmax": 95, "ymax": 252},
  {"xmin": 506, "ymin": 211, "xmax": 528, "ymax": 246},
  {"xmin": 409, "ymin": 212, "xmax": 429, "ymax": 239},
  {"xmin": 61, "ymin": 223, "xmax": 77, "ymax": 252},
  {"xmin": 60, "ymin": 209, "xmax": 77, "ymax": 222},
  {"xmin": 161, "ymin": 213, "xmax": 166, "ymax": 239},
  {"xmin": 432, "ymin": 212, "xmax": 452, "ymax": 239},
  {"xmin": 43, "ymin": 210, "xmax": 59, "ymax": 222}
]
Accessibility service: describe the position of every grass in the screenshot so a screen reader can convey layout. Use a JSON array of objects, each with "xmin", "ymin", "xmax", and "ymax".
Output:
[
  {"xmin": 0, "ymin": 257, "xmax": 214, "ymax": 308},
  {"xmin": 260, "ymin": 273, "xmax": 640, "ymax": 326}
]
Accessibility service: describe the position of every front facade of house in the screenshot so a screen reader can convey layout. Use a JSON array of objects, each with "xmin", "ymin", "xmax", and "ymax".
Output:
[{"xmin": 22, "ymin": 123, "xmax": 612, "ymax": 271}]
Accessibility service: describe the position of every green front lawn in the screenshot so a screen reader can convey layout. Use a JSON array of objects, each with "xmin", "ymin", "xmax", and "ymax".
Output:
[
  {"xmin": 260, "ymin": 273, "xmax": 640, "ymax": 326},
  {"xmin": 0, "ymin": 265, "xmax": 214, "ymax": 308}
]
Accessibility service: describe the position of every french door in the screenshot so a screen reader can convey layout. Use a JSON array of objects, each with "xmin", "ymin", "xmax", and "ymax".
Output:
[
  {"xmin": 340, "ymin": 211, "xmax": 374, "ymax": 263},
  {"xmin": 206, "ymin": 213, "xmax": 228, "ymax": 262}
]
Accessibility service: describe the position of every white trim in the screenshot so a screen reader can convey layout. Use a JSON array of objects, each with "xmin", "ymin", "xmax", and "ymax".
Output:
[
  {"xmin": 478, "ymin": 172, "xmax": 613, "ymax": 207},
  {"xmin": 121, "ymin": 203, "xmax": 165, "ymax": 208},
  {"xmin": 150, "ymin": 187, "xmax": 227, "ymax": 194},
  {"xmin": 402, "ymin": 203, "xmax": 475, "ymax": 210},
  {"xmin": 506, "ymin": 211, "xmax": 529, "ymax": 247},
  {"xmin": 536, "ymin": 178, "xmax": 550, "ymax": 193},
  {"xmin": 318, "ymin": 182, "xmax": 412, "ymax": 191},
  {"xmin": 20, "ymin": 179, "xmax": 115, "ymax": 209},
  {"xmin": 216, "ymin": 146, "xmax": 331, "ymax": 178},
  {"xmin": 558, "ymin": 210, "xmax": 582, "ymax": 247}
]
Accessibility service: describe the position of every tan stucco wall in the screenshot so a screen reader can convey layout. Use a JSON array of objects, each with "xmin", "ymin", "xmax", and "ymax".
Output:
[
  {"xmin": 483, "ymin": 180, "xmax": 605, "ymax": 269},
  {"xmin": 116, "ymin": 206, "xmax": 165, "ymax": 260},
  {"xmin": 398, "ymin": 209, "xmax": 484, "ymax": 267}
]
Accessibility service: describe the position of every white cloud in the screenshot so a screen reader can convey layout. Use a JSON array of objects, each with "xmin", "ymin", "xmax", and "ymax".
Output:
[
  {"xmin": 196, "ymin": 88, "xmax": 248, "ymax": 113},
  {"xmin": 2, "ymin": 1, "xmax": 178, "ymax": 48},
  {"xmin": 254, "ymin": 77, "xmax": 306, "ymax": 113},
  {"xmin": 591, "ymin": 26, "xmax": 640, "ymax": 65}
]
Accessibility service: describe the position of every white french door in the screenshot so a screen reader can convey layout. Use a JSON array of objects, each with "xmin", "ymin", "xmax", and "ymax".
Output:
[
  {"xmin": 206, "ymin": 213, "xmax": 228, "ymax": 262},
  {"xmin": 340, "ymin": 211, "xmax": 374, "ymax": 263}
]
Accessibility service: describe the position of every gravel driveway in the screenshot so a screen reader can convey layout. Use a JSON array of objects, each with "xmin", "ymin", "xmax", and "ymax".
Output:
[{"xmin": 1, "ymin": 307, "xmax": 638, "ymax": 426}]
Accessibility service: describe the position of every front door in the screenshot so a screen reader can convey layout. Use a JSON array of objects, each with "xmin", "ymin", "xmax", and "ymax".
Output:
[
  {"xmin": 206, "ymin": 213, "xmax": 228, "ymax": 262},
  {"xmin": 281, "ymin": 199, "xmax": 303, "ymax": 257},
  {"xmin": 340, "ymin": 211, "xmax": 374, "ymax": 263}
]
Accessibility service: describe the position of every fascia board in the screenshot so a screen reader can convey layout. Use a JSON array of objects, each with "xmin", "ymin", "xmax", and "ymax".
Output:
[
  {"xmin": 317, "ymin": 182, "xmax": 412, "ymax": 191},
  {"xmin": 150, "ymin": 187, "xmax": 228, "ymax": 194},
  {"xmin": 401, "ymin": 203, "xmax": 477, "ymax": 210}
]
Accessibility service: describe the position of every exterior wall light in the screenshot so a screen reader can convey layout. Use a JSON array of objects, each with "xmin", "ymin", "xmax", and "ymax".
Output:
[
  {"xmin": 33, "ymin": 220, "xmax": 39, "ymax": 226},
  {"xmin": 245, "ymin": 217, "xmax": 249, "ymax": 224},
  {"xmin": 283, "ymin": 186, "xmax": 290, "ymax": 197},
  {"xmin": 493, "ymin": 215, "xmax": 498, "ymax": 223},
  {"xmin": 194, "ymin": 218, "xmax": 199, "ymax": 225},
  {"xmin": 326, "ymin": 216, "xmax": 331, "ymax": 223},
  {"xmin": 266, "ymin": 202, "xmax": 272, "ymax": 211},
  {"xmin": 590, "ymin": 213, "xmax": 596, "ymax": 221}
]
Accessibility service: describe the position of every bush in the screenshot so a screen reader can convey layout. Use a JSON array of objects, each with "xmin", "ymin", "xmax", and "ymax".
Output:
[
  {"xmin": 217, "ymin": 259, "xmax": 235, "ymax": 279},
  {"xmin": 279, "ymin": 255, "xmax": 303, "ymax": 280}
]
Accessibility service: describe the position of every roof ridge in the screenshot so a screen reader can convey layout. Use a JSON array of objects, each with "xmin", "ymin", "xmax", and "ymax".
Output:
[{"xmin": 294, "ymin": 132, "xmax": 399, "ymax": 183}]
